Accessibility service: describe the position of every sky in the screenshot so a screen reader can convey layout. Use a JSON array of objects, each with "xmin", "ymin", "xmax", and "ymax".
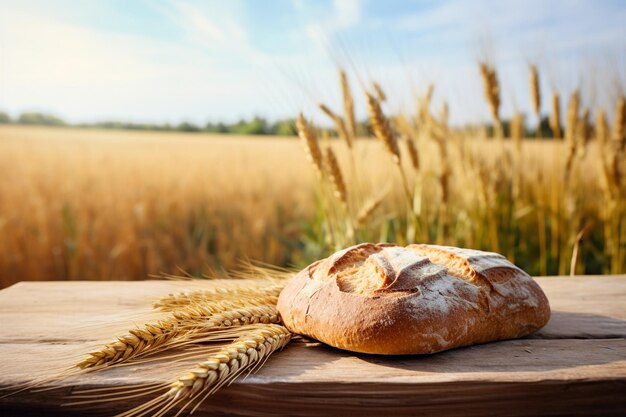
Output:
[{"xmin": 0, "ymin": 0, "xmax": 625, "ymax": 126}]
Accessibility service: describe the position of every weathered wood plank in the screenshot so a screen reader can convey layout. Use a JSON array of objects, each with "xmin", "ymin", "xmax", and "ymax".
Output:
[
  {"xmin": 0, "ymin": 276, "xmax": 625, "ymax": 416},
  {"xmin": 1, "ymin": 340, "xmax": 625, "ymax": 416}
]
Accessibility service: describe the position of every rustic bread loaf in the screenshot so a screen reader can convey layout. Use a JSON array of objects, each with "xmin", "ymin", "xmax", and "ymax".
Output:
[{"xmin": 277, "ymin": 243, "xmax": 550, "ymax": 354}]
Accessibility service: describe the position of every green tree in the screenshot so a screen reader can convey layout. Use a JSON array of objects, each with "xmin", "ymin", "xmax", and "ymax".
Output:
[
  {"xmin": 17, "ymin": 112, "xmax": 66, "ymax": 126},
  {"xmin": 177, "ymin": 121, "xmax": 201, "ymax": 132},
  {"xmin": 230, "ymin": 117, "xmax": 268, "ymax": 135},
  {"xmin": 0, "ymin": 112, "xmax": 11, "ymax": 124},
  {"xmin": 271, "ymin": 119, "xmax": 296, "ymax": 136}
]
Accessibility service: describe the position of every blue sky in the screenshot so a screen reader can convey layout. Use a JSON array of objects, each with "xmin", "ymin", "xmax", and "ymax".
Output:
[{"xmin": 0, "ymin": 0, "xmax": 624, "ymax": 126}]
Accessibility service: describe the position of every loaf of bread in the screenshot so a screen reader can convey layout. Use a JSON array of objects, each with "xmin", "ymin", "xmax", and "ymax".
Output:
[{"xmin": 277, "ymin": 243, "xmax": 550, "ymax": 354}]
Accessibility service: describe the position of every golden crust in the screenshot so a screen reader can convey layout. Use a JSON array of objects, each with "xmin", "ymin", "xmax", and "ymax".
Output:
[{"xmin": 277, "ymin": 243, "xmax": 550, "ymax": 354}]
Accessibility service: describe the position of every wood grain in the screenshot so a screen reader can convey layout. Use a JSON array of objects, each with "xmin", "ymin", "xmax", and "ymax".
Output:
[{"xmin": 0, "ymin": 276, "xmax": 625, "ymax": 416}]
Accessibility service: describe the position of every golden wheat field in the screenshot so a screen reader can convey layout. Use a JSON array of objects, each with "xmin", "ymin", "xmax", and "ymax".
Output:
[
  {"xmin": 0, "ymin": 125, "xmax": 315, "ymax": 287},
  {"xmin": 1, "ymin": 109, "xmax": 623, "ymax": 289}
]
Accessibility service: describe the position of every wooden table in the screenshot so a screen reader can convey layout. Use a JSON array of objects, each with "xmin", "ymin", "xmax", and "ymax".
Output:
[{"xmin": 0, "ymin": 276, "xmax": 625, "ymax": 416}]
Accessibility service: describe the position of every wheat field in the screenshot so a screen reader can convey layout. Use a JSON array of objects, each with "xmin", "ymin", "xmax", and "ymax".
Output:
[
  {"xmin": 0, "ymin": 125, "xmax": 318, "ymax": 287},
  {"xmin": 0, "ymin": 125, "xmax": 404, "ymax": 287},
  {"xmin": 1, "ymin": 105, "xmax": 623, "ymax": 289}
]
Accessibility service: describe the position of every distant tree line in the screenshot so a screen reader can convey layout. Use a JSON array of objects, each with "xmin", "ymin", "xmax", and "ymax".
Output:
[
  {"xmin": 0, "ymin": 111, "xmax": 298, "ymax": 136},
  {"xmin": 0, "ymin": 111, "xmax": 67, "ymax": 126},
  {"xmin": 0, "ymin": 110, "xmax": 553, "ymax": 138}
]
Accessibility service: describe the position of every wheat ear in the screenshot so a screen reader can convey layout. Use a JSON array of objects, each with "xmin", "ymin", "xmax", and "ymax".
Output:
[
  {"xmin": 324, "ymin": 146, "xmax": 348, "ymax": 206},
  {"xmin": 354, "ymin": 193, "xmax": 385, "ymax": 228},
  {"xmin": 150, "ymin": 304, "xmax": 281, "ymax": 355},
  {"xmin": 614, "ymin": 95, "xmax": 625, "ymax": 152},
  {"xmin": 510, "ymin": 112, "xmax": 524, "ymax": 202},
  {"xmin": 609, "ymin": 96, "xmax": 626, "ymax": 191},
  {"xmin": 563, "ymin": 91, "xmax": 580, "ymax": 183},
  {"xmin": 117, "ymin": 324, "xmax": 291, "ymax": 417},
  {"xmin": 594, "ymin": 110, "xmax": 614, "ymax": 197},
  {"xmin": 296, "ymin": 113, "xmax": 323, "ymax": 174},
  {"xmin": 200, "ymin": 305, "xmax": 280, "ymax": 331},
  {"xmin": 77, "ymin": 294, "xmax": 279, "ymax": 369},
  {"xmin": 596, "ymin": 109, "xmax": 608, "ymax": 147},
  {"xmin": 529, "ymin": 64, "xmax": 541, "ymax": 137},
  {"xmin": 340, "ymin": 69, "xmax": 357, "ymax": 141},
  {"xmin": 365, "ymin": 92, "xmax": 400, "ymax": 163},
  {"xmin": 479, "ymin": 62, "xmax": 502, "ymax": 138},
  {"xmin": 372, "ymin": 81, "xmax": 387, "ymax": 102},
  {"xmin": 530, "ymin": 65, "xmax": 541, "ymax": 115},
  {"xmin": 511, "ymin": 112, "xmax": 524, "ymax": 154},
  {"xmin": 578, "ymin": 108, "xmax": 591, "ymax": 152},
  {"xmin": 418, "ymin": 84, "xmax": 434, "ymax": 125},
  {"xmin": 406, "ymin": 137, "xmax": 419, "ymax": 171},
  {"xmin": 154, "ymin": 283, "xmax": 283, "ymax": 312},
  {"xmin": 565, "ymin": 90, "xmax": 580, "ymax": 146},
  {"xmin": 550, "ymin": 92, "xmax": 562, "ymax": 139}
]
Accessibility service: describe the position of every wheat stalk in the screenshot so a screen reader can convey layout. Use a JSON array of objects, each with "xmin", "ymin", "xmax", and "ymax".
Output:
[
  {"xmin": 511, "ymin": 112, "xmax": 524, "ymax": 154},
  {"xmin": 530, "ymin": 65, "xmax": 541, "ymax": 115},
  {"xmin": 563, "ymin": 90, "xmax": 581, "ymax": 186},
  {"xmin": 372, "ymin": 81, "xmax": 387, "ymax": 102},
  {"xmin": 406, "ymin": 137, "xmax": 420, "ymax": 171},
  {"xmin": 565, "ymin": 90, "xmax": 580, "ymax": 146},
  {"xmin": 365, "ymin": 91, "xmax": 417, "ymax": 237},
  {"xmin": 418, "ymin": 84, "xmax": 434, "ymax": 125},
  {"xmin": 479, "ymin": 62, "xmax": 502, "ymax": 138},
  {"xmin": 529, "ymin": 65, "xmax": 541, "ymax": 137},
  {"xmin": 77, "ymin": 294, "xmax": 279, "ymax": 369},
  {"xmin": 577, "ymin": 108, "xmax": 591, "ymax": 156},
  {"xmin": 614, "ymin": 95, "xmax": 625, "ymax": 152},
  {"xmin": 202, "ymin": 305, "xmax": 279, "ymax": 329},
  {"xmin": 154, "ymin": 283, "xmax": 283, "ymax": 312},
  {"xmin": 319, "ymin": 103, "xmax": 352, "ymax": 149},
  {"xmin": 354, "ymin": 193, "xmax": 385, "ymax": 228},
  {"xmin": 596, "ymin": 109, "xmax": 614, "ymax": 196},
  {"xmin": 550, "ymin": 92, "xmax": 562, "ymax": 139},
  {"xmin": 393, "ymin": 115, "xmax": 419, "ymax": 171},
  {"xmin": 117, "ymin": 324, "xmax": 291, "ymax": 417},
  {"xmin": 296, "ymin": 113, "xmax": 323, "ymax": 174},
  {"xmin": 596, "ymin": 109, "xmax": 609, "ymax": 147},
  {"xmin": 324, "ymin": 146, "xmax": 348, "ymax": 206},
  {"xmin": 365, "ymin": 92, "xmax": 400, "ymax": 164},
  {"xmin": 608, "ymin": 96, "xmax": 626, "ymax": 193},
  {"xmin": 440, "ymin": 102, "xmax": 449, "ymax": 133},
  {"xmin": 340, "ymin": 69, "xmax": 357, "ymax": 141}
]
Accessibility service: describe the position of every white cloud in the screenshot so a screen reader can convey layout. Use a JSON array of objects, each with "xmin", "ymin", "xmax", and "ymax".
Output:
[
  {"xmin": 0, "ymin": 1, "xmax": 284, "ymax": 123},
  {"xmin": 0, "ymin": 0, "xmax": 622, "ymax": 125},
  {"xmin": 332, "ymin": 0, "xmax": 362, "ymax": 29},
  {"xmin": 175, "ymin": 4, "xmax": 226, "ymax": 43}
]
